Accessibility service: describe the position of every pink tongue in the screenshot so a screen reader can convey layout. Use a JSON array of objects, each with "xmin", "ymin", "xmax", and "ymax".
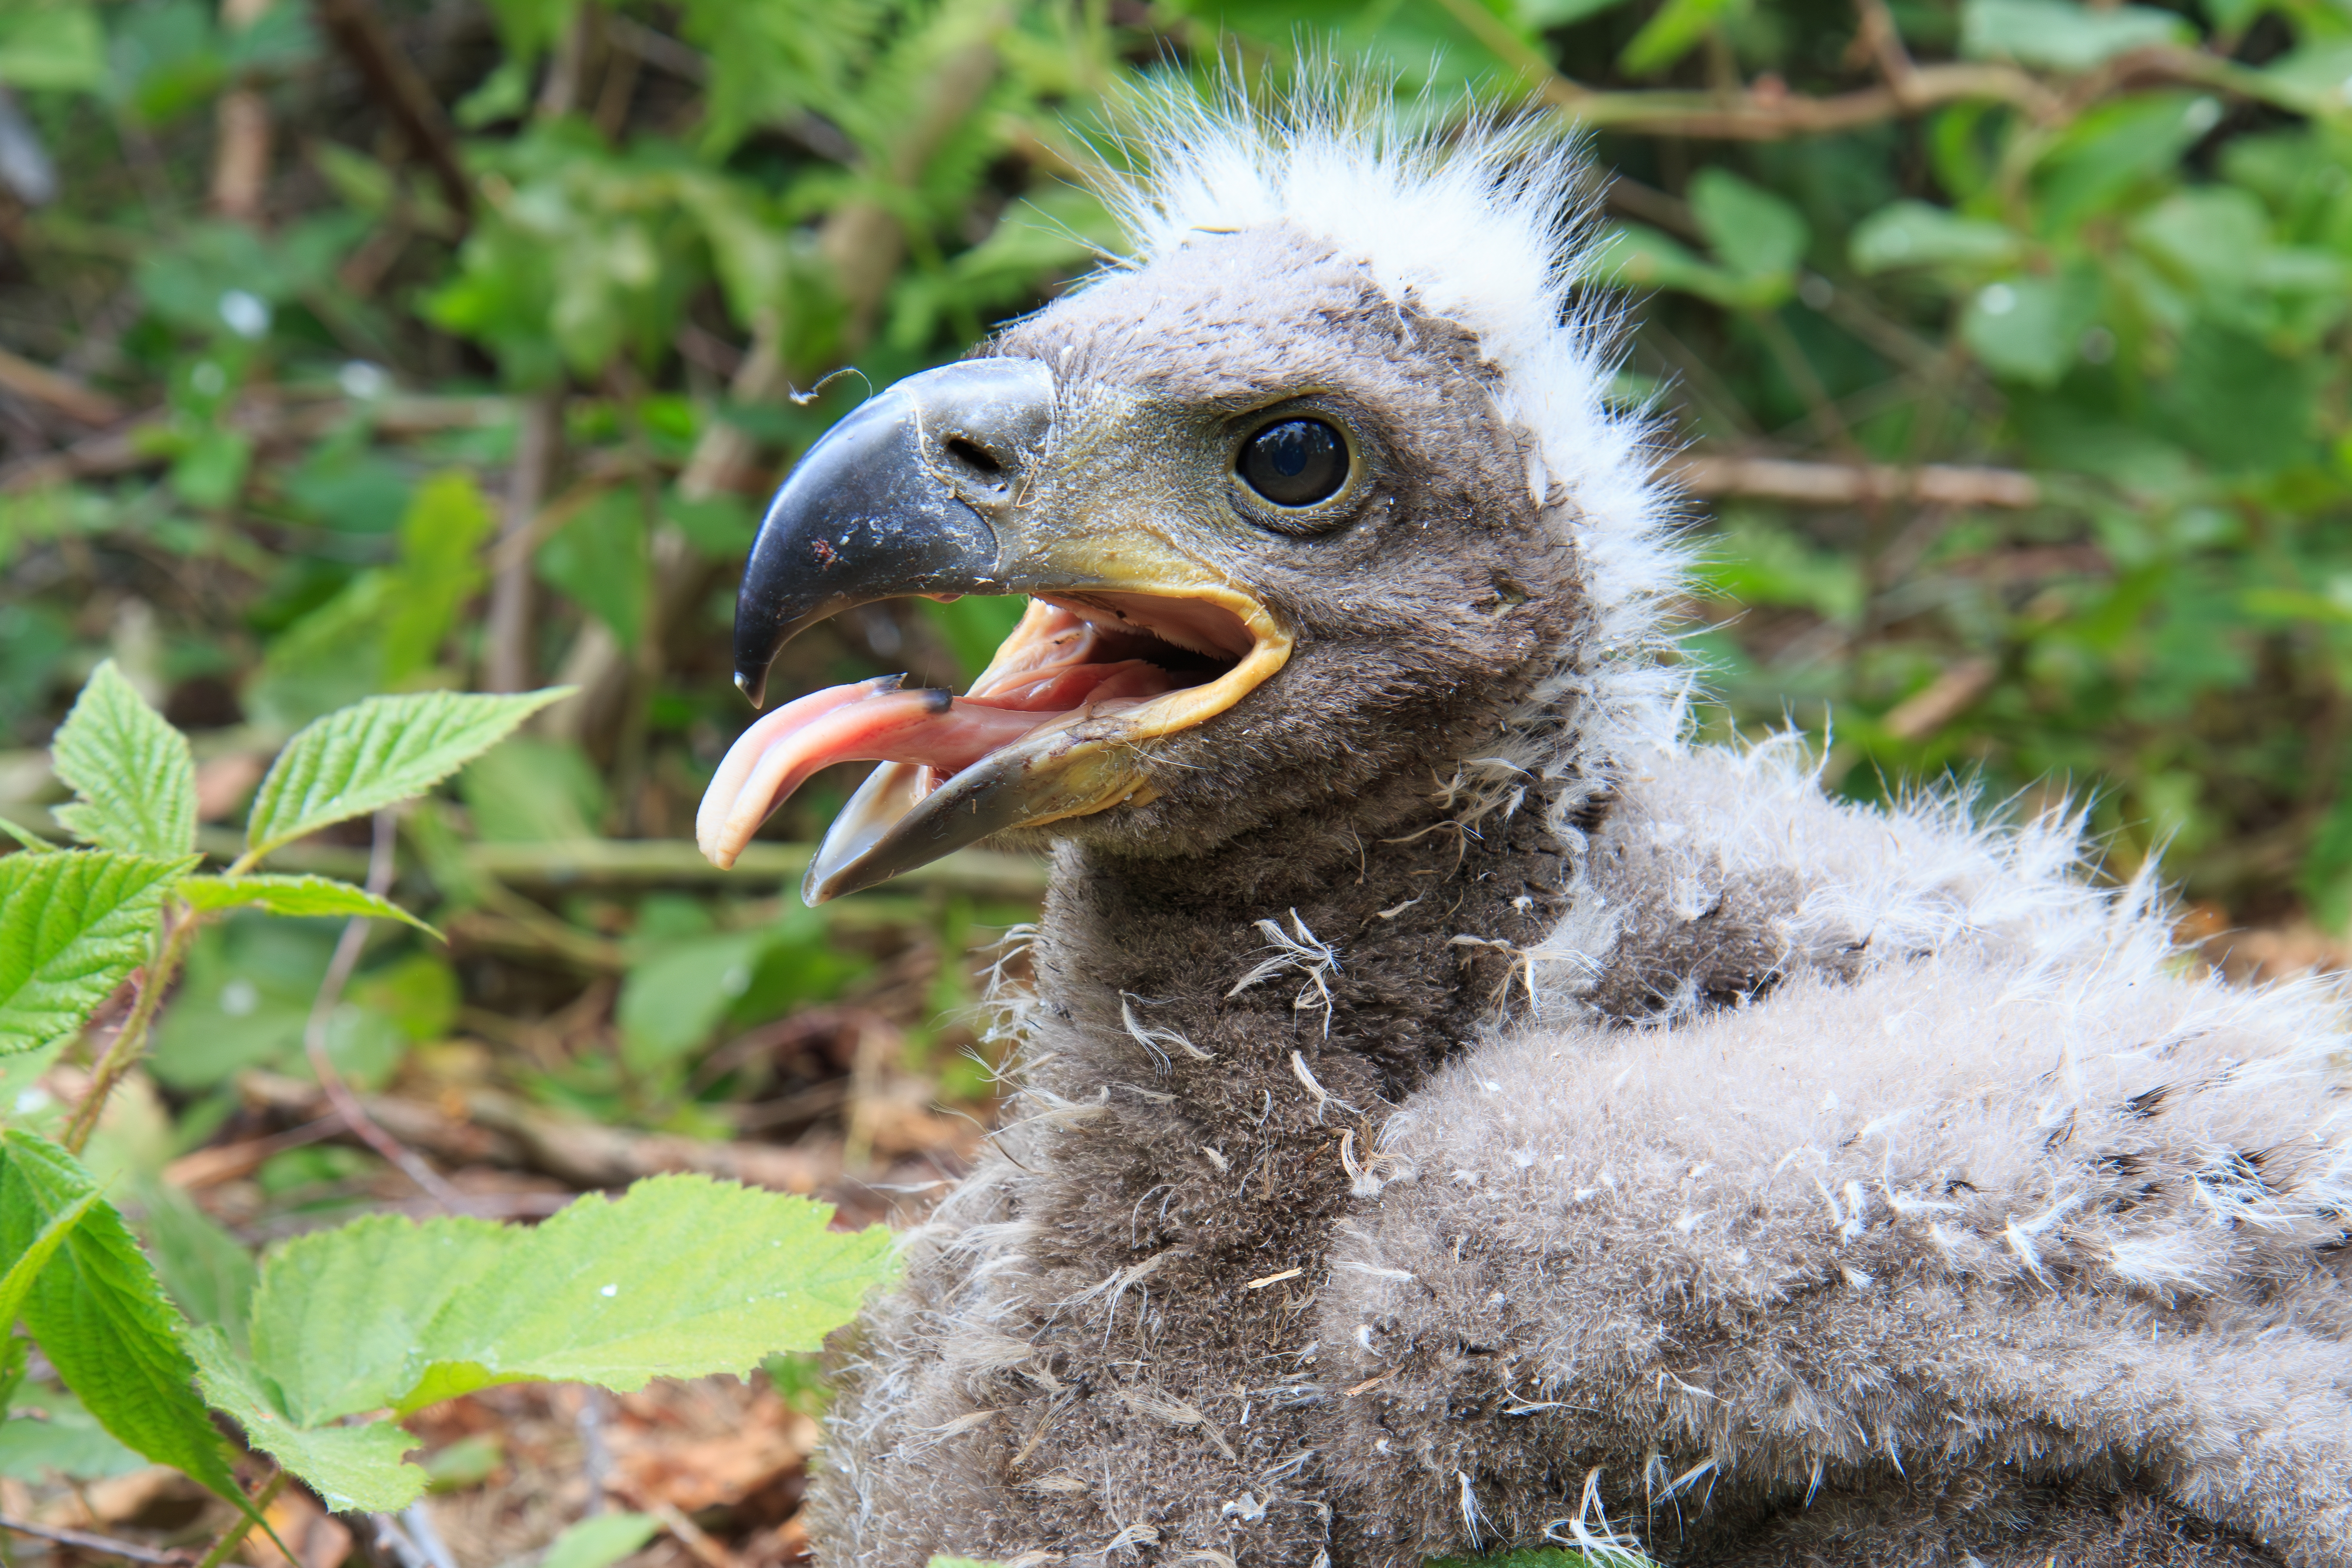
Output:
[{"xmin": 695, "ymin": 663, "xmax": 1176, "ymax": 869}]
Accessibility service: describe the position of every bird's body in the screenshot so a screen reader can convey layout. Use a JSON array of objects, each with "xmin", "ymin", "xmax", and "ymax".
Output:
[{"xmin": 696, "ymin": 84, "xmax": 2352, "ymax": 1568}]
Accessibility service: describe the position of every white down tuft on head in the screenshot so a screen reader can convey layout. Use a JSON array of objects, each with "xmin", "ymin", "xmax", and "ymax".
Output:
[{"xmin": 1081, "ymin": 76, "xmax": 1693, "ymax": 825}]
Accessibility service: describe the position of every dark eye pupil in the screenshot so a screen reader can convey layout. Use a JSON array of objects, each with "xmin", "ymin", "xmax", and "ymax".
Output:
[{"xmin": 1239, "ymin": 419, "xmax": 1347, "ymax": 506}]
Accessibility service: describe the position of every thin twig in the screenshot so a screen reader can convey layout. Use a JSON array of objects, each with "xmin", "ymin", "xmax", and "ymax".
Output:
[
  {"xmin": 394, "ymin": 1507, "xmax": 457, "ymax": 1568},
  {"xmin": 576, "ymin": 1388, "xmax": 615, "ymax": 1514},
  {"xmin": 0, "ymin": 1516, "xmax": 196, "ymax": 1565},
  {"xmin": 365, "ymin": 1515, "xmax": 431, "ymax": 1568},
  {"xmin": 486, "ymin": 395, "xmax": 561, "ymax": 695},
  {"xmin": 302, "ymin": 811, "xmax": 471, "ymax": 1213},
  {"xmin": 307, "ymin": 0, "xmax": 472, "ymax": 224}
]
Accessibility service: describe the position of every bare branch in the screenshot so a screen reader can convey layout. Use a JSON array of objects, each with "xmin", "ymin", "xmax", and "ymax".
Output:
[
  {"xmin": 0, "ymin": 1515, "xmax": 197, "ymax": 1566},
  {"xmin": 308, "ymin": 0, "xmax": 473, "ymax": 225},
  {"xmin": 1672, "ymin": 454, "xmax": 2041, "ymax": 508}
]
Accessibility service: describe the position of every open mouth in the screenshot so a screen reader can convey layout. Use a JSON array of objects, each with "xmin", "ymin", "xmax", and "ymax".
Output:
[{"xmin": 695, "ymin": 588, "xmax": 1284, "ymax": 888}]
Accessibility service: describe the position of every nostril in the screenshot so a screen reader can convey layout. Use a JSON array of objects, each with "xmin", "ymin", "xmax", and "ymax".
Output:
[{"xmin": 945, "ymin": 438, "xmax": 1006, "ymax": 481}]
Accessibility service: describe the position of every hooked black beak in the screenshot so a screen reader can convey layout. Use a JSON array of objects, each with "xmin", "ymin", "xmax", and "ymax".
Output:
[
  {"xmin": 732, "ymin": 357, "xmax": 1056, "ymax": 707},
  {"xmin": 702, "ymin": 355, "xmax": 1293, "ymax": 897}
]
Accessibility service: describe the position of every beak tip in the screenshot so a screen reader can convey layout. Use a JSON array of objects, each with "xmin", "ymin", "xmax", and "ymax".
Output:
[{"xmin": 734, "ymin": 669, "xmax": 766, "ymax": 709}]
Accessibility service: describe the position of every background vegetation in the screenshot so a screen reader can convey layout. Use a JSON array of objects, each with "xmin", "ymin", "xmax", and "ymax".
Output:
[{"xmin": 1, "ymin": 0, "xmax": 2349, "ymax": 1562}]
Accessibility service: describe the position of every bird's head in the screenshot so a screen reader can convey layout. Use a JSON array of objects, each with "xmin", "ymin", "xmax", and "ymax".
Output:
[{"xmin": 697, "ymin": 97, "xmax": 1680, "ymax": 901}]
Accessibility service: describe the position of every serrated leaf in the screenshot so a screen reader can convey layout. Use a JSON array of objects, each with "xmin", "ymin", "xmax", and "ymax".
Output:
[
  {"xmin": 185, "ymin": 1327, "xmax": 425, "ymax": 1513},
  {"xmin": 248, "ymin": 1212, "xmax": 514, "ymax": 1425},
  {"xmin": 178, "ymin": 875, "xmax": 440, "ymax": 938},
  {"xmin": 541, "ymin": 1513, "xmax": 661, "ymax": 1568},
  {"xmin": 0, "ymin": 851, "xmax": 194, "ymax": 1058},
  {"xmin": 406, "ymin": 1176, "xmax": 894, "ymax": 1401},
  {"xmin": 0, "ymin": 1132, "xmax": 245, "ymax": 1508},
  {"xmin": 49, "ymin": 662, "xmax": 197, "ymax": 859},
  {"xmin": 0, "ymin": 1183, "xmax": 101, "ymax": 1329},
  {"xmin": 222, "ymin": 1177, "xmax": 894, "ymax": 1505},
  {"xmin": 243, "ymin": 688, "xmax": 572, "ymax": 862}
]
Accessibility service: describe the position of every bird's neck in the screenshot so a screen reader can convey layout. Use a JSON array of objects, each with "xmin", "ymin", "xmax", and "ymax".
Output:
[{"xmin": 1011, "ymin": 774, "xmax": 1578, "ymax": 1278}]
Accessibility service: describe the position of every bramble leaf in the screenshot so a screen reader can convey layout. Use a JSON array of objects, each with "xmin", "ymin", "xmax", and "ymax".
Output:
[
  {"xmin": 185, "ymin": 1329, "xmax": 426, "ymax": 1513},
  {"xmin": 541, "ymin": 1513, "xmax": 662, "ymax": 1568},
  {"xmin": 243, "ymin": 688, "xmax": 572, "ymax": 862},
  {"xmin": 0, "ymin": 1132, "xmax": 245, "ymax": 1507},
  {"xmin": 178, "ymin": 874, "xmax": 439, "ymax": 937},
  {"xmin": 0, "ymin": 1182, "xmax": 101, "ymax": 1329},
  {"xmin": 0, "ymin": 851, "xmax": 195, "ymax": 1057},
  {"xmin": 208, "ymin": 1177, "xmax": 894, "ymax": 1507},
  {"xmin": 49, "ymin": 662, "xmax": 197, "ymax": 859}
]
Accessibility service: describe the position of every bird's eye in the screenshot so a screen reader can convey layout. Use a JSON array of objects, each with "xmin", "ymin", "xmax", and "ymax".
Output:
[{"xmin": 1237, "ymin": 419, "xmax": 1348, "ymax": 508}]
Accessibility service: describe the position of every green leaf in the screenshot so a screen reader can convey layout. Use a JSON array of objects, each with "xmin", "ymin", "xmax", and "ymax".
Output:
[
  {"xmin": 178, "ymin": 874, "xmax": 439, "ymax": 937},
  {"xmin": 0, "ymin": 1132, "xmax": 245, "ymax": 1507},
  {"xmin": 2260, "ymin": 40, "xmax": 2352, "ymax": 115},
  {"xmin": 407, "ymin": 1176, "xmax": 892, "ymax": 1405},
  {"xmin": 1686, "ymin": 169, "xmax": 1808, "ymax": 285},
  {"xmin": 1959, "ymin": 273, "xmax": 2097, "ymax": 386},
  {"xmin": 0, "ymin": 851, "xmax": 193, "ymax": 1058},
  {"xmin": 1850, "ymin": 201, "xmax": 2024, "ymax": 273},
  {"xmin": 2303, "ymin": 788, "xmax": 2352, "ymax": 933},
  {"xmin": 0, "ymin": 1182, "xmax": 102, "ymax": 1329},
  {"xmin": 0, "ymin": 1381, "xmax": 148, "ymax": 1482},
  {"xmin": 541, "ymin": 1513, "xmax": 662, "ymax": 1568},
  {"xmin": 616, "ymin": 929, "xmax": 774, "ymax": 1072},
  {"xmin": 458, "ymin": 736, "xmax": 607, "ymax": 843},
  {"xmin": 1960, "ymin": 0, "xmax": 2189, "ymax": 72},
  {"xmin": 49, "ymin": 661, "xmax": 197, "ymax": 859},
  {"xmin": 187, "ymin": 1327, "xmax": 426, "ymax": 1513},
  {"xmin": 383, "ymin": 473, "xmax": 496, "ymax": 685},
  {"xmin": 243, "ymin": 687, "xmax": 573, "ymax": 862},
  {"xmin": 1586, "ymin": 223, "xmax": 1750, "ymax": 309},
  {"xmin": 214, "ymin": 1178, "xmax": 893, "ymax": 1506},
  {"xmin": 1516, "ymin": 0, "xmax": 1635, "ymax": 24},
  {"xmin": 537, "ymin": 490, "xmax": 648, "ymax": 651},
  {"xmin": 0, "ymin": 4, "xmax": 106, "ymax": 92},
  {"xmin": 2154, "ymin": 322, "xmax": 2319, "ymax": 476},
  {"xmin": 135, "ymin": 1179, "xmax": 258, "ymax": 1355},
  {"xmin": 1619, "ymin": 0, "xmax": 1747, "ymax": 77}
]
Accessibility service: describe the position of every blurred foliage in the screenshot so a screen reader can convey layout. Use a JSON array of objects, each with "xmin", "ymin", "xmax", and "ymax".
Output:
[{"xmin": 0, "ymin": 0, "xmax": 2347, "ymax": 1347}]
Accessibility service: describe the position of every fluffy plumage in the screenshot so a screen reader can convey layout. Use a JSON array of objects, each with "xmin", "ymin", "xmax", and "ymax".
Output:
[{"xmin": 800, "ymin": 84, "xmax": 2350, "ymax": 1568}]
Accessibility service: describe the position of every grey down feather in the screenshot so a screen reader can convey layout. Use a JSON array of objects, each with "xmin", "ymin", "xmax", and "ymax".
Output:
[{"xmin": 800, "ymin": 83, "xmax": 2352, "ymax": 1568}]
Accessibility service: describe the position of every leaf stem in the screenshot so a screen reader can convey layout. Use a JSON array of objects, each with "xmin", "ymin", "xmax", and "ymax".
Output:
[
  {"xmin": 61, "ymin": 901, "xmax": 199, "ymax": 1155},
  {"xmin": 190, "ymin": 1469, "xmax": 285, "ymax": 1568}
]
